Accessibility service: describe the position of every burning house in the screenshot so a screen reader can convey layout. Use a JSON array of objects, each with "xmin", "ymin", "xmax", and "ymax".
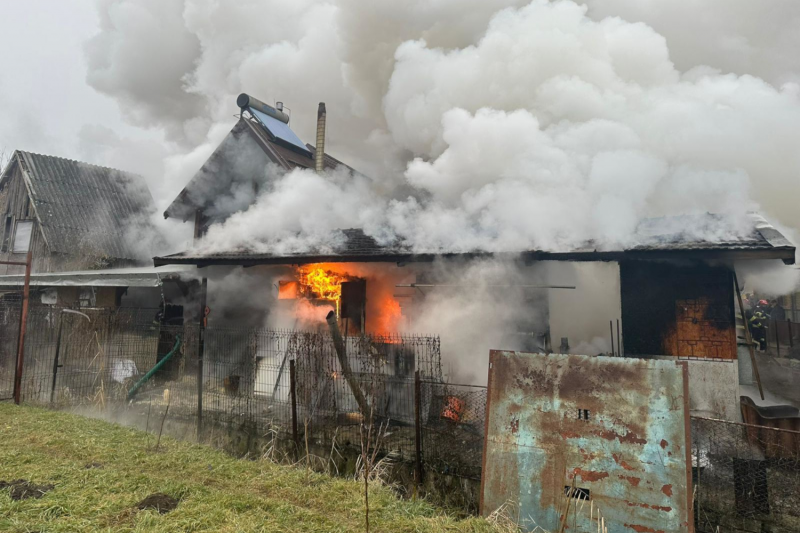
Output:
[
  {"xmin": 152, "ymin": 94, "xmax": 800, "ymax": 531},
  {"xmin": 156, "ymin": 94, "xmax": 797, "ymax": 419}
]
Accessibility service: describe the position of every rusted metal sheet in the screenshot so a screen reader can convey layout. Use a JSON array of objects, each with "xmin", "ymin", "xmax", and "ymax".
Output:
[{"xmin": 481, "ymin": 351, "xmax": 692, "ymax": 533}]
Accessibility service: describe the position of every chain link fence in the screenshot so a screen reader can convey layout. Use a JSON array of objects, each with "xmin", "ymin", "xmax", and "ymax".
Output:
[
  {"xmin": 420, "ymin": 381, "xmax": 487, "ymax": 480},
  {"xmin": 692, "ymin": 416, "xmax": 800, "ymax": 533}
]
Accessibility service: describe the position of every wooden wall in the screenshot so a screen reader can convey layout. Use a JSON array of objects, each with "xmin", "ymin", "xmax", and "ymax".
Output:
[{"xmin": 0, "ymin": 160, "xmax": 53, "ymax": 274}]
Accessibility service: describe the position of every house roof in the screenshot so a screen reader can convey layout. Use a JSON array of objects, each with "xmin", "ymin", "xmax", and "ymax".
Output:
[
  {"xmin": 163, "ymin": 110, "xmax": 355, "ymax": 221},
  {"xmin": 153, "ymin": 214, "xmax": 796, "ymax": 267},
  {"xmin": 2, "ymin": 151, "xmax": 156, "ymax": 261}
]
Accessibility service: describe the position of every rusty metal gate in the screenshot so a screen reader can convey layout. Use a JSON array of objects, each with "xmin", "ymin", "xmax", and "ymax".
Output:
[{"xmin": 481, "ymin": 351, "xmax": 692, "ymax": 533}]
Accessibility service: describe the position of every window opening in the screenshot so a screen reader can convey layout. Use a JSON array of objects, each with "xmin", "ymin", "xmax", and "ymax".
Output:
[{"xmin": 12, "ymin": 220, "xmax": 33, "ymax": 253}]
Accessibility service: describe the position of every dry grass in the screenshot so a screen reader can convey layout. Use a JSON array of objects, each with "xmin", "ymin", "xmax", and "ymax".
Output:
[{"xmin": 0, "ymin": 403, "xmax": 507, "ymax": 533}]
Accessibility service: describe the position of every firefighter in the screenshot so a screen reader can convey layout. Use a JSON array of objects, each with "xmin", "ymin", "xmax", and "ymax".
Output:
[
  {"xmin": 750, "ymin": 300, "xmax": 769, "ymax": 351},
  {"xmin": 770, "ymin": 299, "xmax": 786, "ymax": 321}
]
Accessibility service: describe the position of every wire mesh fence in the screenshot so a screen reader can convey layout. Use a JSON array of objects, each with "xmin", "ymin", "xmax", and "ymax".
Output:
[
  {"xmin": 0, "ymin": 303, "xmax": 487, "ymax": 486},
  {"xmin": 420, "ymin": 381, "xmax": 487, "ymax": 480},
  {"xmin": 692, "ymin": 416, "xmax": 800, "ymax": 533},
  {"xmin": 18, "ymin": 301, "xmax": 800, "ymax": 528}
]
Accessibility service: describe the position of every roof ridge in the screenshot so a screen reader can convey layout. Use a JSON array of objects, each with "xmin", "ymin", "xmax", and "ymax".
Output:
[{"xmin": 17, "ymin": 150, "xmax": 144, "ymax": 179}]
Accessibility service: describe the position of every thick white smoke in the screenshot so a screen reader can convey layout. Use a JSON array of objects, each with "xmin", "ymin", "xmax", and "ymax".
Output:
[{"xmin": 85, "ymin": 0, "xmax": 800, "ymax": 285}]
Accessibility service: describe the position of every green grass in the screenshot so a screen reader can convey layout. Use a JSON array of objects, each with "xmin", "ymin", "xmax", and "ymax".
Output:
[{"xmin": 0, "ymin": 403, "xmax": 499, "ymax": 533}]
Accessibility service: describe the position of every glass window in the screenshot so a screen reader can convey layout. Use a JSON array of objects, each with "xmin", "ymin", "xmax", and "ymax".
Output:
[{"xmin": 12, "ymin": 220, "xmax": 33, "ymax": 253}]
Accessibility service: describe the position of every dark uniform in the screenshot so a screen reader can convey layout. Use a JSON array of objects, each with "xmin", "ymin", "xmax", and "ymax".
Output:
[
  {"xmin": 771, "ymin": 300, "xmax": 786, "ymax": 322},
  {"xmin": 750, "ymin": 305, "xmax": 768, "ymax": 351}
]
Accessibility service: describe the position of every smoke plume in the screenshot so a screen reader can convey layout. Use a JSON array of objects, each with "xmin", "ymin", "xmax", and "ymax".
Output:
[{"xmin": 84, "ymin": 1, "xmax": 800, "ymax": 279}]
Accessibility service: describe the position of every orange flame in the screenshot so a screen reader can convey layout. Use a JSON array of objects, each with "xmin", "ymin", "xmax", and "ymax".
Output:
[
  {"xmin": 375, "ymin": 297, "xmax": 403, "ymax": 339},
  {"xmin": 293, "ymin": 263, "xmax": 405, "ymax": 335},
  {"xmin": 299, "ymin": 265, "xmax": 347, "ymax": 313}
]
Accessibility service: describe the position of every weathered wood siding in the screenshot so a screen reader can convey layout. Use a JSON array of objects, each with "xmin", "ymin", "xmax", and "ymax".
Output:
[{"xmin": 0, "ymin": 161, "xmax": 52, "ymax": 274}]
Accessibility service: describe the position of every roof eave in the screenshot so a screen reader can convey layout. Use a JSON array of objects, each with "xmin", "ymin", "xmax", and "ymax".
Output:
[{"xmin": 153, "ymin": 245, "xmax": 796, "ymax": 268}]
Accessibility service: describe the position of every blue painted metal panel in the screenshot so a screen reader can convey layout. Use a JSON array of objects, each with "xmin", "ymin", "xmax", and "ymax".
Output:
[
  {"xmin": 249, "ymin": 107, "xmax": 311, "ymax": 155},
  {"xmin": 481, "ymin": 351, "xmax": 692, "ymax": 533}
]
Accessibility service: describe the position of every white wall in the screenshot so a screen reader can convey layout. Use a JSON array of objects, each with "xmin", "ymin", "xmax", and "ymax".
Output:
[{"xmin": 547, "ymin": 261, "xmax": 621, "ymax": 355}]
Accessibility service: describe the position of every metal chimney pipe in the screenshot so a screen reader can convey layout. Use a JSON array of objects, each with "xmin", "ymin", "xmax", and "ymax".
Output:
[{"xmin": 315, "ymin": 102, "xmax": 326, "ymax": 173}]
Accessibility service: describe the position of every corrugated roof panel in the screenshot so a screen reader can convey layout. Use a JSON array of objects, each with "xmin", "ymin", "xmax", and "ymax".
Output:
[
  {"xmin": 249, "ymin": 107, "xmax": 311, "ymax": 156},
  {"xmin": 16, "ymin": 151, "xmax": 156, "ymax": 261}
]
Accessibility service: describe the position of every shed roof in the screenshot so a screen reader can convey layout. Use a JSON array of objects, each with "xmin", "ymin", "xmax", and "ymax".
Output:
[
  {"xmin": 154, "ymin": 214, "xmax": 796, "ymax": 267},
  {"xmin": 1, "ymin": 151, "xmax": 156, "ymax": 261}
]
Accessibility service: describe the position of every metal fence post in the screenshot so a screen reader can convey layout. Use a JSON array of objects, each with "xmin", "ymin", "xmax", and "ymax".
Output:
[
  {"xmin": 414, "ymin": 370, "xmax": 424, "ymax": 487},
  {"xmin": 13, "ymin": 250, "xmax": 32, "ymax": 405},
  {"xmin": 609, "ymin": 320, "xmax": 615, "ymax": 356},
  {"xmin": 197, "ymin": 278, "xmax": 207, "ymax": 440},
  {"xmin": 290, "ymin": 359, "xmax": 299, "ymax": 461},
  {"xmin": 695, "ymin": 422, "xmax": 701, "ymax": 528},
  {"xmin": 788, "ymin": 319, "xmax": 794, "ymax": 348},
  {"xmin": 49, "ymin": 313, "xmax": 64, "ymax": 404}
]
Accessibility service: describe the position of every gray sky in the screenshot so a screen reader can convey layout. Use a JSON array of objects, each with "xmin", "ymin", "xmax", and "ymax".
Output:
[{"xmin": 0, "ymin": 0, "xmax": 157, "ymax": 162}]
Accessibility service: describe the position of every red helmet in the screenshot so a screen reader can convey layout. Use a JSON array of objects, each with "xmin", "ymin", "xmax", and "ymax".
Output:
[{"xmin": 758, "ymin": 299, "xmax": 769, "ymax": 306}]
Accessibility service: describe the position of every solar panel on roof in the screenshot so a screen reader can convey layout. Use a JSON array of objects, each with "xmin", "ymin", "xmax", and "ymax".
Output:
[{"xmin": 249, "ymin": 107, "xmax": 312, "ymax": 156}]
